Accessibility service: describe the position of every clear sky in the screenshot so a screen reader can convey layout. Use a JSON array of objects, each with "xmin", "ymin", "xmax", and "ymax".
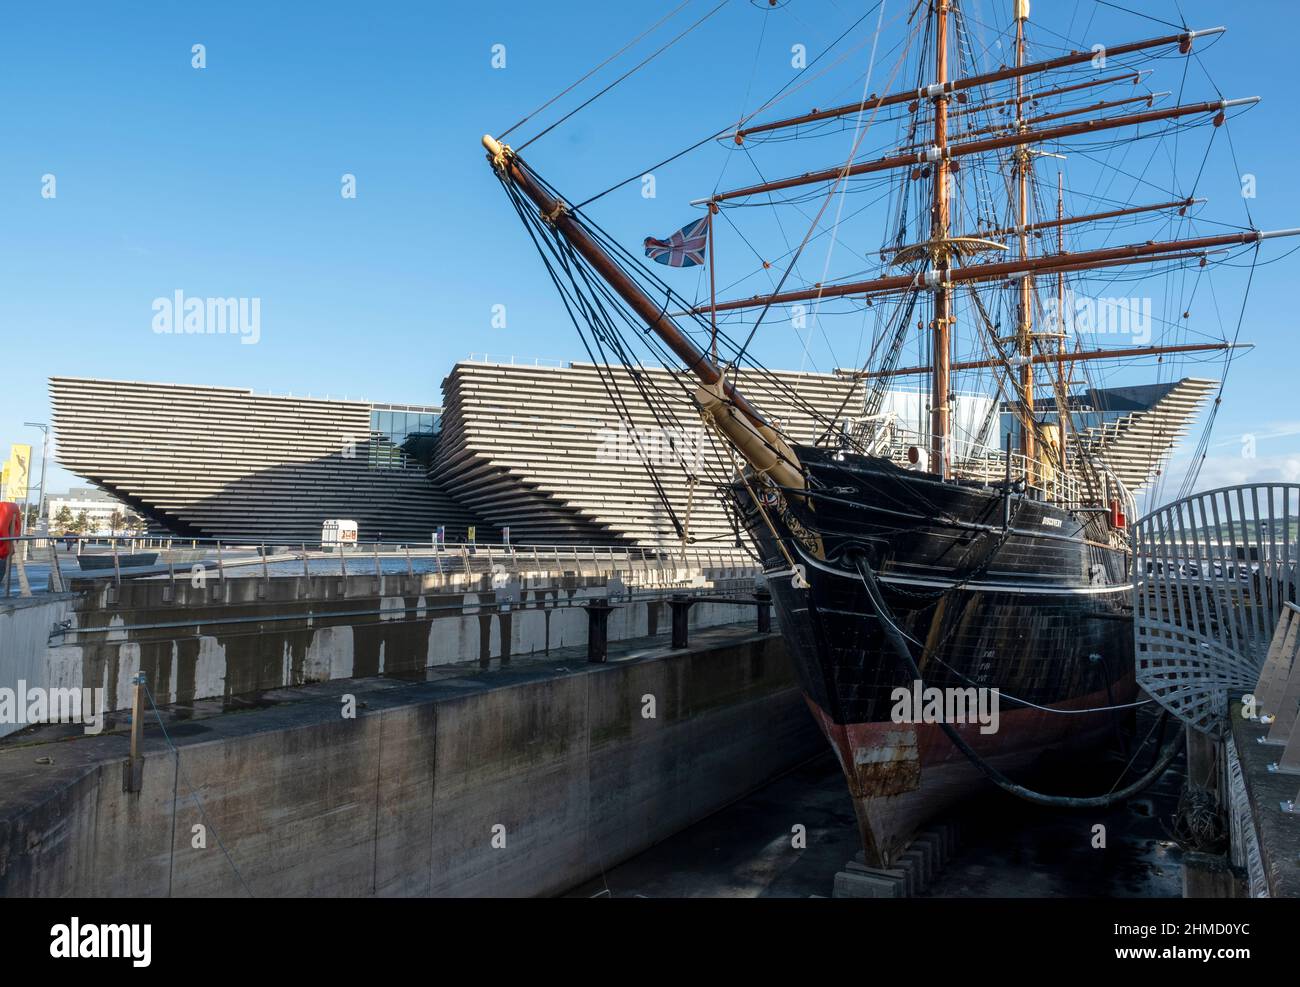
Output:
[{"xmin": 2, "ymin": 0, "xmax": 1297, "ymax": 502}]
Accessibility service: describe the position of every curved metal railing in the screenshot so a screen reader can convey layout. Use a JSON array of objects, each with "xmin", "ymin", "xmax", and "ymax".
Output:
[{"xmin": 1133, "ymin": 483, "xmax": 1300, "ymax": 735}]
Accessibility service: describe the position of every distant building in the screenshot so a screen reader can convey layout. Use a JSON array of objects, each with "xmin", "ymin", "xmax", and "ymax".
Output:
[
  {"xmin": 48, "ymin": 363, "xmax": 1216, "ymax": 546},
  {"xmin": 46, "ymin": 487, "xmax": 145, "ymax": 536},
  {"xmin": 49, "ymin": 378, "xmax": 483, "ymax": 543},
  {"xmin": 1002, "ymin": 379, "xmax": 1219, "ymax": 493}
]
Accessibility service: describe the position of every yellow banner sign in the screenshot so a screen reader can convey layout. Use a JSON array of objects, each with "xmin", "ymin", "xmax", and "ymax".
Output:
[{"xmin": 2, "ymin": 444, "xmax": 31, "ymax": 501}]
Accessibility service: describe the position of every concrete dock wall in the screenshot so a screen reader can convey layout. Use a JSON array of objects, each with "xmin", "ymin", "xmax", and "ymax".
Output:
[
  {"xmin": 0, "ymin": 594, "xmax": 78, "ymax": 739},
  {"xmin": 0, "ymin": 629, "xmax": 820, "ymax": 897},
  {"xmin": 6, "ymin": 569, "xmax": 762, "ymax": 725}
]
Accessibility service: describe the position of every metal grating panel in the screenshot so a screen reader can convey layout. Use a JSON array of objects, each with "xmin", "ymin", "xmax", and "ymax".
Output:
[
  {"xmin": 1225, "ymin": 735, "xmax": 1270, "ymax": 897},
  {"xmin": 1134, "ymin": 483, "xmax": 1300, "ymax": 735}
]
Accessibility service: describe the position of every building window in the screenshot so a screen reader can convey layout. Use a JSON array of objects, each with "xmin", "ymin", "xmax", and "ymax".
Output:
[{"xmin": 368, "ymin": 406, "xmax": 442, "ymax": 470}]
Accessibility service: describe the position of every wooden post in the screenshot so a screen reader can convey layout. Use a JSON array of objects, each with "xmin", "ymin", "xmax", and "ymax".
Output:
[
  {"xmin": 124, "ymin": 671, "xmax": 145, "ymax": 793},
  {"xmin": 14, "ymin": 542, "xmax": 31, "ymax": 598},
  {"xmin": 670, "ymin": 594, "xmax": 692, "ymax": 649},
  {"xmin": 47, "ymin": 539, "xmax": 64, "ymax": 593},
  {"xmin": 756, "ymin": 589, "xmax": 772, "ymax": 633},
  {"xmin": 585, "ymin": 598, "xmax": 616, "ymax": 662}
]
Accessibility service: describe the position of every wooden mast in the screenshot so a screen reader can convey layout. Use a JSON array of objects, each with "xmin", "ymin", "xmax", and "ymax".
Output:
[
  {"xmin": 946, "ymin": 70, "xmax": 1148, "ymax": 125},
  {"xmin": 707, "ymin": 201, "xmax": 718, "ymax": 362},
  {"xmin": 845, "ymin": 340, "xmax": 1245, "ymax": 380},
  {"xmin": 979, "ymin": 197, "xmax": 1198, "ymax": 239},
  {"xmin": 696, "ymin": 227, "xmax": 1295, "ymax": 314},
  {"xmin": 733, "ymin": 26, "xmax": 1222, "ymax": 142},
  {"xmin": 1014, "ymin": 0, "xmax": 1036, "ymax": 475},
  {"xmin": 1055, "ymin": 171, "xmax": 1069, "ymax": 474},
  {"xmin": 929, "ymin": 0, "xmax": 953, "ymax": 476},
  {"xmin": 899, "ymin": 91, "xmax": 1165, "ymax": 151},
  {"xmin": 482, "ymin": 13, "xmax": 1297, "ymax": 496},
  {"xmin": 482, "ymin": 134, "xmax": 806, "ymax": 491},
  {"xmin": 713, "ymin": 97, "xmax": 1256, "ymax": 205},
  {"xmin": 480, "ymin": 135, "xmax": 768, "ymax": 429}
]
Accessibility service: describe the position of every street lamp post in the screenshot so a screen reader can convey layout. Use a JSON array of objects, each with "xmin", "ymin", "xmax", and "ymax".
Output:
[{"xmin": 23, "ymin": 422, "xmax": 49, "ymax": 532}]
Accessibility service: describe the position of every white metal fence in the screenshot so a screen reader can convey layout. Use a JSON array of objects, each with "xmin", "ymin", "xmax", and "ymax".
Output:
[{"xmin": 1133, "ymin": 483, "xmax": 1300, "ymax": 735}]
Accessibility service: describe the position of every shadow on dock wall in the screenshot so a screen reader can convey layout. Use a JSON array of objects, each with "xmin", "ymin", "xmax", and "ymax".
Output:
[{"xmin": 0, "ymin": 631, "xmax": 820, "ymax": 897}]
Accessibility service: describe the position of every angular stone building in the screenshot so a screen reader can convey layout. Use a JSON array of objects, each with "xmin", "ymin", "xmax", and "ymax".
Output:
[
  {"xmin": 49, "ymin": 362, "xmax": 1216, "ymax": 547},
  {"xmin": 431, "ymin": 360, "xmax": 866, "ymax": 546},
  {"xmin": 49, "ymin": 377, "xmax": 485, "ymax": 543}
]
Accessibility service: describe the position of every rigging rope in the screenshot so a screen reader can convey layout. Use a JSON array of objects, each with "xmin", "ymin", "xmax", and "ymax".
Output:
[
  {"xmin": 850, "ymin": 552, "xmax": 1185, "ymax": 808},
  {"xmin": 498, "ymin": 0, "xmax": 694, "ymax": 140},
  {"xmin": 516, "ymin": 0, "xmax": 731, "ymax": 152}
]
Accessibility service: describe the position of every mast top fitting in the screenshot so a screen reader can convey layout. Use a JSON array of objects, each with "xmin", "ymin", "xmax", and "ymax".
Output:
[{"xmin": 482, "ymin": 134, "xmax": 514, "ymax": 173}]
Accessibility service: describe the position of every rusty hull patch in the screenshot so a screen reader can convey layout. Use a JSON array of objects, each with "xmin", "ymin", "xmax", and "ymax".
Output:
[
  {"xmin": 845, "ymin": 726, "xmax": 920, "ymax": 797},
  {"xmin": 805, "ymin": 696, "xmax": 922, "ymax": 799}
]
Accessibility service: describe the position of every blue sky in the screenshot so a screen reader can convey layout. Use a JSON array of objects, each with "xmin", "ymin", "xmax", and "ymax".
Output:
[{"xmin": 2, "ymin": 0, "xmax": 1297, "ymax": 500}]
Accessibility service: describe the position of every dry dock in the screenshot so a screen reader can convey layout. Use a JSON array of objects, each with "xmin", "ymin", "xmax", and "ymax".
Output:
[{"xmin": 0, "ymin": 622, "xmax": 820, "ymax": 896}]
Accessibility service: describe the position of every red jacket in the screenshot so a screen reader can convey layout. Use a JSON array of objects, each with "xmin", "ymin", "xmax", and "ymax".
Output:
[{"xmin": 0, "ymin": 502, "xmax": 22, "ymax": 560}]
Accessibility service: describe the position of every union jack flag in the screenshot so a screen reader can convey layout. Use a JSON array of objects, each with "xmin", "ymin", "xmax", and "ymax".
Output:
[{"xmin": 643, "ymin": 216, "xmax": 709, "ymax": 268}]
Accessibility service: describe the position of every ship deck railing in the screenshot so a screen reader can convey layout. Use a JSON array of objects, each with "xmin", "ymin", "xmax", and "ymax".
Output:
[{"xmin": 840, "ymin": 416, "xmax": 1086, "ymax": 508}]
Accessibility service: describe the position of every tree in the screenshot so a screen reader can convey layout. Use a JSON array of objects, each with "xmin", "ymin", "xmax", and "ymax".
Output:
[
  {"xmin": 109, "ymin": 510, "xmax": 126, "ymax": 535},
  {"xmin": 54, "ymin": 506, "xmax": 73, "ymax": 531},
  {"xmin": 73, "ymin": 510, "xmax": 90, "ymax": 535}
]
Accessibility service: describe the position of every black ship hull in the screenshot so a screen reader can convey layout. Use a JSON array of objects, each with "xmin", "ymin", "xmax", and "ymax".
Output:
[{"xmin": 736, "ymin": 445, "xmax": 1134, "ymax": 865}]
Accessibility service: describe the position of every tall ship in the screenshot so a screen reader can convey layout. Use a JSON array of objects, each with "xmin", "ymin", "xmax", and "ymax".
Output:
[{"xmin": 481, "ymin": 0, "xmax": 1296, "ymax": 865}]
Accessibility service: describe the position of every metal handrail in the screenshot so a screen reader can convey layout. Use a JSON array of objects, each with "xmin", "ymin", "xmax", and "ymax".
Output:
[
  {"xmin": 1, "ymin": 533, "xmax": 757, "ymax": 599},
  {"xmin": 50, "ymin": 584, "xmax": 765, "ymax": 641}
]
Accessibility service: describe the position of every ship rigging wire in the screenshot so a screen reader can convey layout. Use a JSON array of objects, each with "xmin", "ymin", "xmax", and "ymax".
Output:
[
  {"xmin": 490, "ymin": 0, "xmax": 1278, "ymax": 553},
  {"xmin": 572, "ymin": 3, "xmax": 888, "ymax": 210},
  {"xmin": 728, "ymin": 0, "xmax": 921, "ymax": 378},
  {"xmin": 497, "ymin": 0, "xmax": 695, "ymax": 140},
  {"xmin": 515, "ymin": 0, "xmax": 732, "ymax": 153}
]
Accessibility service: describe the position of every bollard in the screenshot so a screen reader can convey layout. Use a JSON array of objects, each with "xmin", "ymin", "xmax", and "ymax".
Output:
[
  {"xmin": 124, "ymin": 671, "xmax": 145, "ymax": 793},
  {"xmin": 755, "ymin": 589, "xmax": 772, "ymax": 633},
  {"xmin": 585, "ymin": 598, "xmax": 617, "ymax": 663},
  {"xmin": 670, "ymin": 593, "xmax": 693, "ymax": 649}
]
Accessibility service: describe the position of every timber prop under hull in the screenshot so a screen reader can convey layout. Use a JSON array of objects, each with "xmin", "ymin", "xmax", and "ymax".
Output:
[{"xmin": 736, "ymin": 446, "xmax": 1135, "ymax": 866}]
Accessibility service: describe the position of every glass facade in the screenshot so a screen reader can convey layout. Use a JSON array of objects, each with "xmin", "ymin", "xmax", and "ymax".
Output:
[{"xmin": 369, "ymin": 405, "xmax": 442, "ymax": 470}]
